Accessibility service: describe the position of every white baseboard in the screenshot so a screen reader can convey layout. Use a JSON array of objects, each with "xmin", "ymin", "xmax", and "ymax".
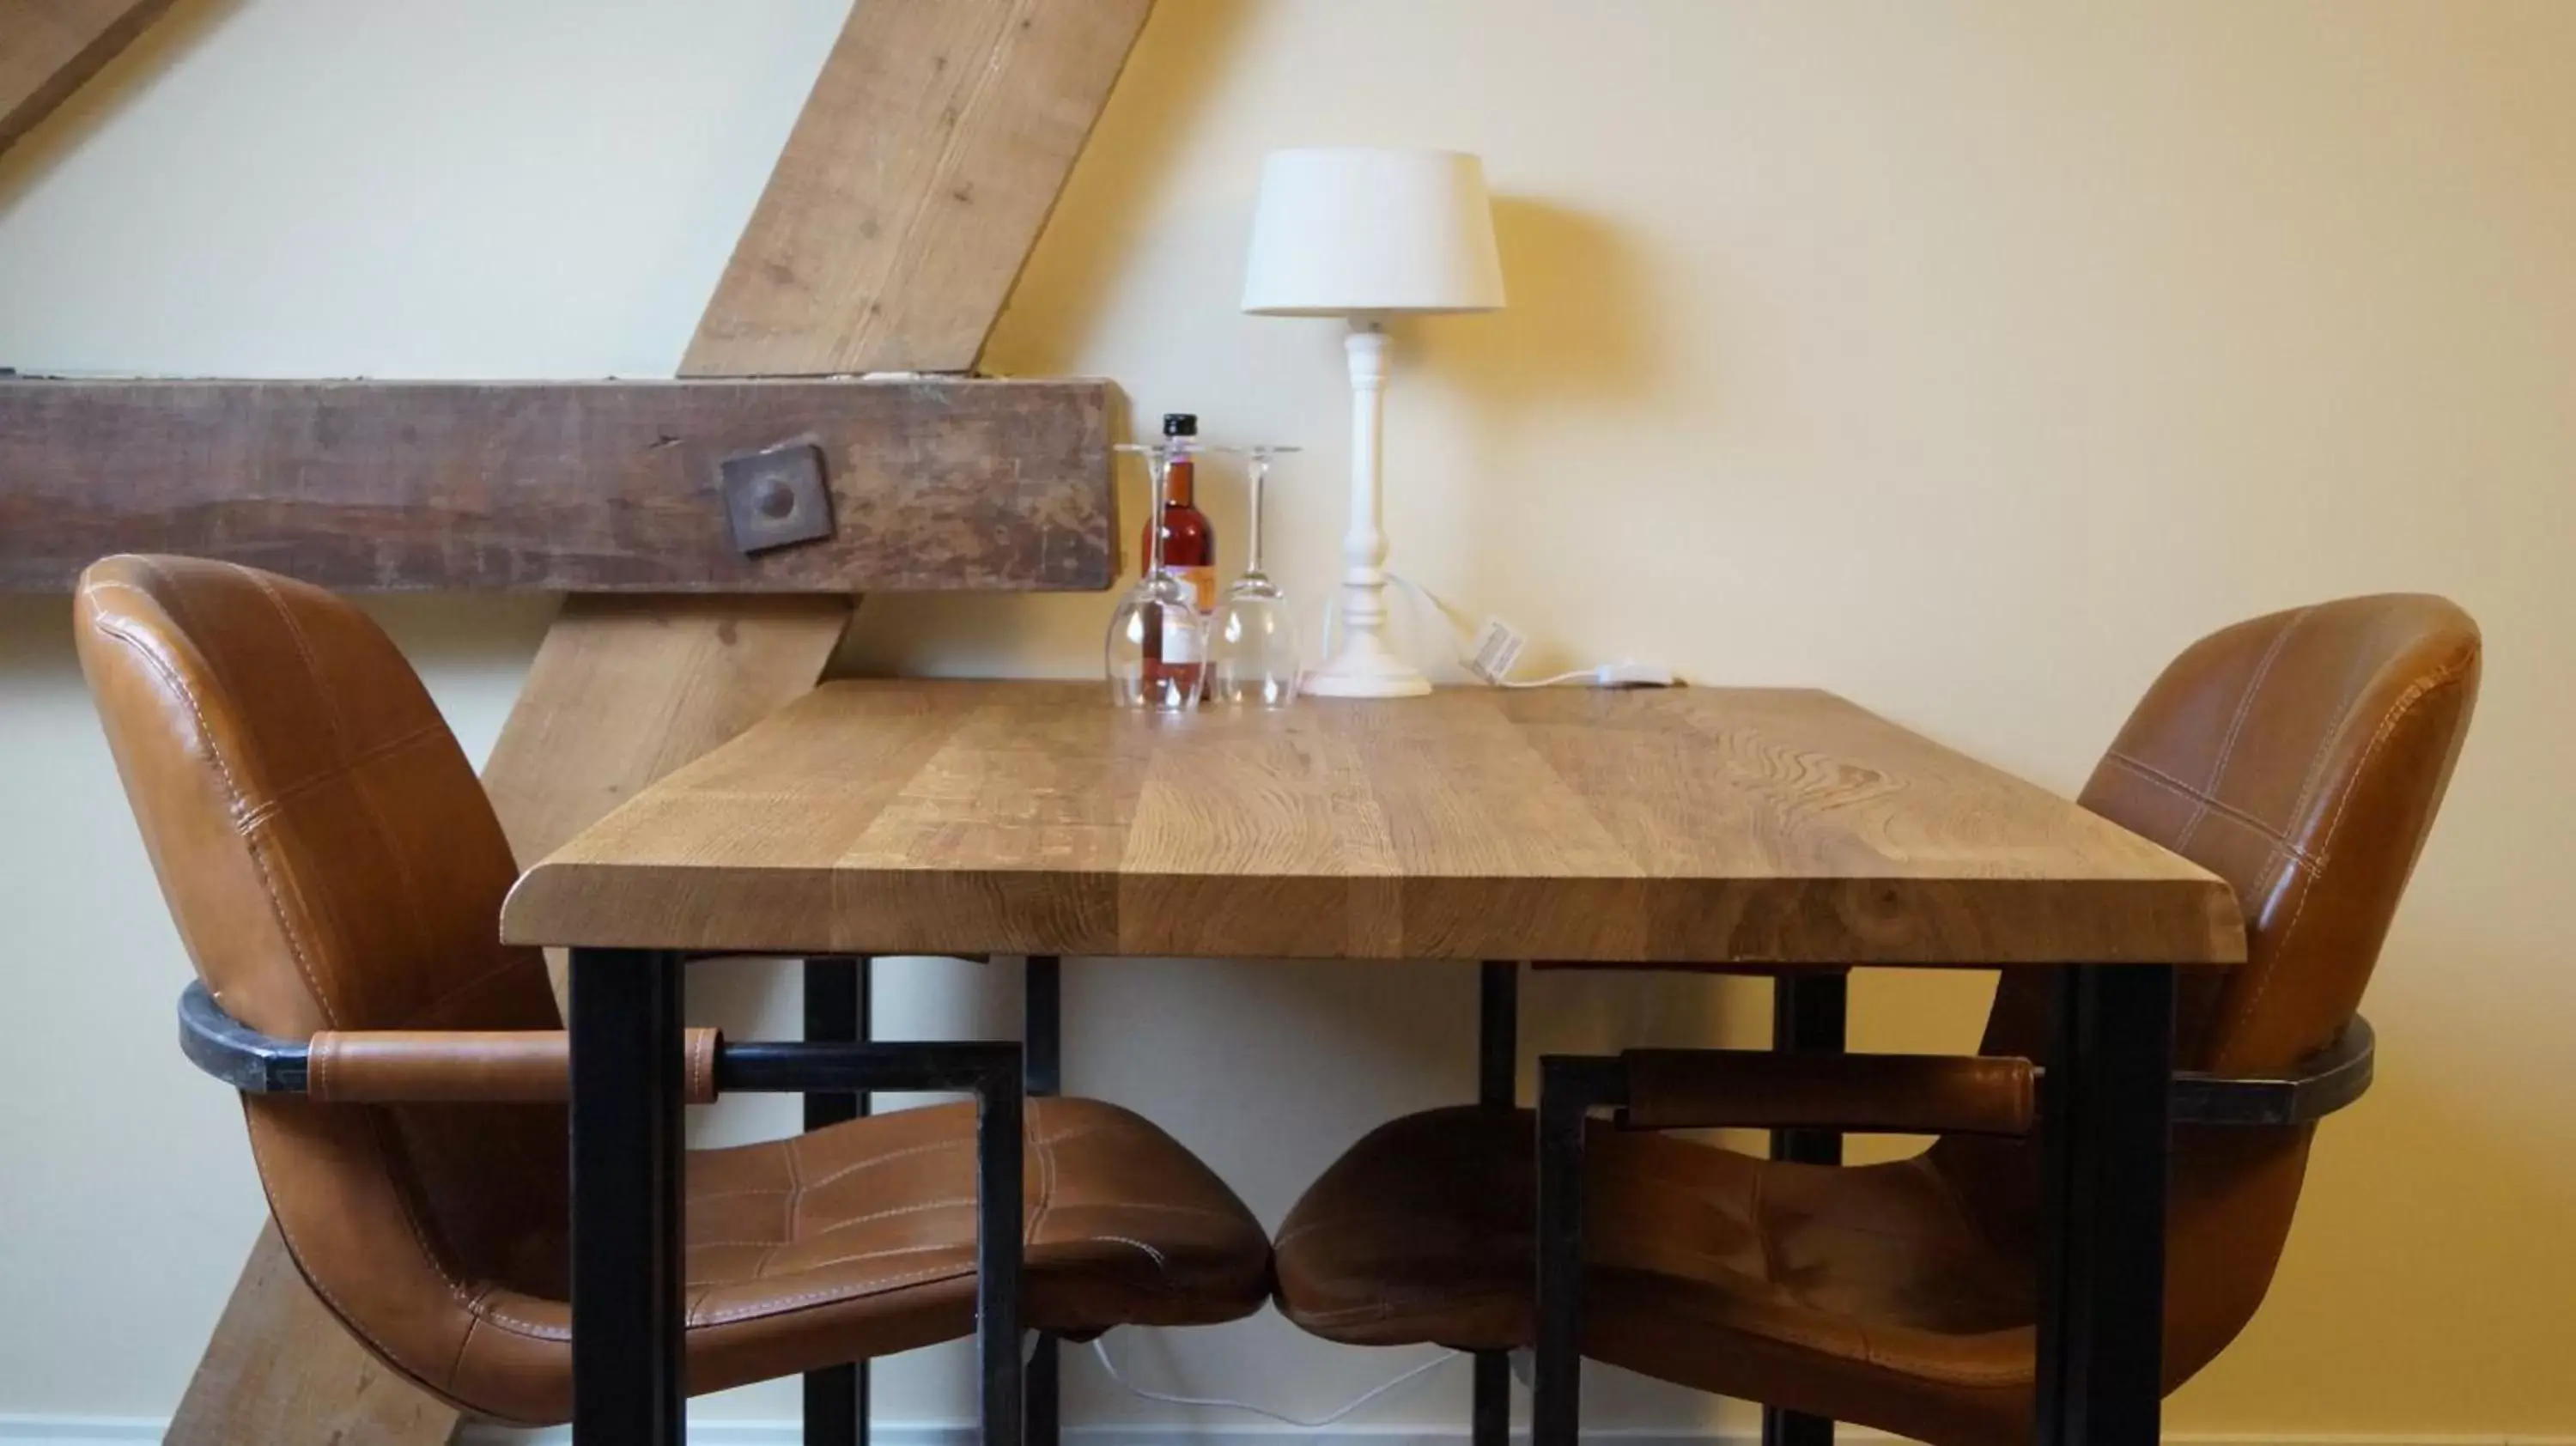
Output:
[{"xmin": 3, "ymin": 1420, "xmax": 2570, "ymax": 1446}]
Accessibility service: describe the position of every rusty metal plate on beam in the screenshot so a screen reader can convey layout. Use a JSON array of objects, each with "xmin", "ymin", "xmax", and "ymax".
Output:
[{"xmin": 721, "ymin": 440, "xmax": 834, "ymax": 555}]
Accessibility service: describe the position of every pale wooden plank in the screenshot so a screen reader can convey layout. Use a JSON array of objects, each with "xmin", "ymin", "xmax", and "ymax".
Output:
[
  {"xmin": 0, "ymin": 0, "xmax": 175, "ymax": 154},
  {"xmin": 481, "ymin": 592, "xmax": 854, "ymax": 1006},
  {"xmin": 483, "ymin": 595, "xmax": 860, "ymax": 871},
  {"xmin": 500, "ymin": 682, "xmax": 2247, "ymax": 965},
  {"xmin": 162, "ymin": 1224, "xmax": 454, "ymax": 1446},
  {"xmin": 680, "ymin": 0, "xmax": 1155, "ymax": 375},
  {"xmin": 0, "ymin": 377, "xmax": 1114, "ymax": 592}
]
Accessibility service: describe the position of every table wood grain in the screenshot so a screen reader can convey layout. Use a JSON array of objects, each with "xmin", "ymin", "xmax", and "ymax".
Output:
[{"xmin": 501, "ymin": 682, "xmax": 2245, "ymax": 966}]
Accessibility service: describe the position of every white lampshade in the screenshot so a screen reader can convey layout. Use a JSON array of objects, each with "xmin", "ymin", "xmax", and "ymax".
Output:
[{"xmin": 1241, "ymin": 148, "xmax": 1506, "ymax": 317}]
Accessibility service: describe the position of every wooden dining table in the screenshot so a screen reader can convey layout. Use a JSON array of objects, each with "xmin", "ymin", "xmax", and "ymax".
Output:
[{"xmin": 500, "ymin": 679, "xmax": 2245, "ymax": 1446}]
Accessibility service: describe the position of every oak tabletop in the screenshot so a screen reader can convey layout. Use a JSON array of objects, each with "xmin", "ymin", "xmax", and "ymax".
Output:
[{"xmin": 499, "ymin": 681, "xmax": 2245, "ymax": 967}]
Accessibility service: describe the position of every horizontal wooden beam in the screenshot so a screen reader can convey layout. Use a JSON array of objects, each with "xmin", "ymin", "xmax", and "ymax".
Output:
[
  {"xmin": 0, "ymin": 376, "xmax": 1113, "ymax": 592},
  {"xmin": 0, "ymin": 0, "xmax": 177, "ymax": 155}
]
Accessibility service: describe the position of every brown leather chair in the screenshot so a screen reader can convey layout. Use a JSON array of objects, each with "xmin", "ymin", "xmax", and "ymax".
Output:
[
  {"xmin": 1272, "ymin": 594, "xmax": 2479, "ymax": 1446},
  {"xmin": 77, "ymin": 555, "xmax": 1272, "ymax": 1426}
]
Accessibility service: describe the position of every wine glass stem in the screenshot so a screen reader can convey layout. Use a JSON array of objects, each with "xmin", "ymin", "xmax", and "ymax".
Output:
[
  {"xmin": 1247, "ymin": 457, "xmax": 1267, "ymax": 576},
  {"xmin": 1148, "ymin": 447, "xmax": 1170, "ymax": 576}
]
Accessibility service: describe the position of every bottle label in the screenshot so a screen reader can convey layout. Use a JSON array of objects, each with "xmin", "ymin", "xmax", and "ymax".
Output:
[
  {"xmin": 1174, "ymin": 565, "xmax": 1217, "ymax": 614},
  {"xmin": 1160, "ymin": 602, "xmax": 1202, "ymax": 664}
]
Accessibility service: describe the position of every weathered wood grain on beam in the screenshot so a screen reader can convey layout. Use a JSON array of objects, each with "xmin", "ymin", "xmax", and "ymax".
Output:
[
  {"xmin": 682, "ymin": 0, "xmax": 1154, "ymax": 376},
  {"xmin": 162, "ymin": 1224, "xmax": 453, "ymax": 1446},
  {"xmin": 0, "ymin": 0, "xmax": 176, "ymax": 154},
  {"xmin": 0, "ymin": 377, "xmax": 1114, "ymax": 592}
]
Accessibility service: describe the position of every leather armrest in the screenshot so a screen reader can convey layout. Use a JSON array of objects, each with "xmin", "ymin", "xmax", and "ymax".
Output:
[
  {"xmin": 306, "ymin": 1028, "xmax": 720, "ymax": 1105},
  {"xmin": 1621, "ymin": 1048, "xmax": 2035, "ymax": 1137}
]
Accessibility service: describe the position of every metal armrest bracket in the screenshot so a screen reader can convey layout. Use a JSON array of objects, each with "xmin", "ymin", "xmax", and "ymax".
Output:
[{"xmin": 2170, "ymin": 1017, "xmax": 2374, "ymax": 1127}]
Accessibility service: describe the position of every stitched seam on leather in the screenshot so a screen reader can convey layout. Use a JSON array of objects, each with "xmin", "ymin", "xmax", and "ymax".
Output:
[
  {"xmin": 473, "ymin": 1302, "xmax": 568, "ymax": 1340},
  {"xmin": 2218, "ymin": 661, "xmax": 2469, "ymax": 1050},
  {"xmin": 2099, "ymin": 753, "xmax": 2323, "ymax": 869},
  {"xmin": 236, "ymin": 1104, "xmax": 417, "ymax": 1369},
  {"xmin": 1748, "ymin": 1161, "xmax": 1782, "ymax": 1296},
  {"xmin": 248, "ymin": 567, "xmax": 449, "ymax": 1038},
  {"xmin": 725, "ymin": 1121, "xmax": 1109, "ymax": 1200},
  {"xmin": 1098, "ymin": 1200, "xmax": 1239, "ymax": 1217},
  {"xmin": 447, "ymin": 1287, "xmax": 491, "ymax": 1391},
  {"xmin": 2179, "ymin": 607, "xmax": 2311, "ymax": 855},
  {"xmin": 696, "ymin": 1239, "xmax": 968, "ymax": 1288},
  {"xmin": 695, "ymin": 1261, "xmax": 974, "ymax": 1325},
  {"xmin": 1274, "ymin": 1209, "xmax": 1449, "ymax": 1249},
  {"xmin": 90, "ymin": 617, "xmax": 344, "ymax": 1029},
  {"xmin": 1094, "ymin": 1236, "xmax": 1169, "ymax": 1273},
  {"xmin": 757, "ymin": 1130, "xmax": 805, "ymax": 1285},
  {"xmin": 365, "ymin": 1108, "xmax": 479, "ymax": 1305},
  {"xmin": 1293, "ymin": 1285, "xmax": 1518, "ymax": 1326},
  {"xmin": 399, "ymin": 954, "xmax": 536, "ymax": 1030},
  {"xmin": 230, "ymin": 724, "xmax": 447, "ymax": 830},
  {"xmin": 690, "ymin": 1185, "xmax": 811, "ymax": 1203},
  {"xmin": 797, "ymin": 1134, "xmax": 960, "ymax": 1193},
  {"xmin": 1031, "ymin": 1101, "xmax": 1058, "ymax": 1250},
  {"xmin": 804, "ymin": 1196, "xmax": 975, "ymax": 1237}
]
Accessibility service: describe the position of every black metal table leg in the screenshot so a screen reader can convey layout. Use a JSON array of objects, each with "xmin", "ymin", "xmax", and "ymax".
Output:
[
  {"xmin": 1533, "ymin": 1055, "xmax": 1625, "ymax": 1446},
  {"xmin": 803, "ymin": 957, "xmax": 872, "ymax": 1446},
  {"xmin": 976, "ymin": 1043, "xmax": 1027, "ymax": 1446},
  {"xmin": 1024, "ymin": 957, "xmax": 1062, "ymax": 1446},
  {"xmin": 2035, "ymin": 963, "xmax": 2174, "ymax": 1446},
  {"xmin": 1473, "ymin": 961, "xmax": 1516, "ymax": 1446},
  {"xmin": 570, "ymin": 948, "xmax": 687, "ymax": 1446},
  {"xmin": 1765, "ymin": 971, "xmax": 1846, "ymax": 1446}
]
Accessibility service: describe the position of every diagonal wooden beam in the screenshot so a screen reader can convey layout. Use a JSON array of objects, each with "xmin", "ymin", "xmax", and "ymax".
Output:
[
  {"xmin": 683, "ymin": 0, "xmax": 1154, "ymax": 377},
  {"xmin": 0, "ymin": 0, "xmax": 177, "ymax": 154},
  {"xmin": 161, "ymin": 5, "xmax": 1155, "ymax": 1442}
]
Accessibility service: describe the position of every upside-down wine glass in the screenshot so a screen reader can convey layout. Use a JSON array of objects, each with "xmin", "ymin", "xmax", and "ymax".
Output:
[
  {"xmin": 1208, "ymin": 444, "xmax": 1303, "ymax": 707},
  {"xmin": 1105, "ymin": 441, "xmax": 1206, "ymax": 710}
]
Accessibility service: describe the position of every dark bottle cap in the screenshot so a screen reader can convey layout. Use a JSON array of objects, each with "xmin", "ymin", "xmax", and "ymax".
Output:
[{"xmin": 1162, "ymin": 413, "xmax": 1199, "ymax": 437}]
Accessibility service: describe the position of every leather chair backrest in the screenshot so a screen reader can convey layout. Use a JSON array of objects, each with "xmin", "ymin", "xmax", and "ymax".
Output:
[
  {"xmin": 1935, "ymin": 593, "xmax": 2480, "ymax": 1386},
  {"xmin": 76, "ymin": 556, "xmax": 567, "ymax": 1410}
]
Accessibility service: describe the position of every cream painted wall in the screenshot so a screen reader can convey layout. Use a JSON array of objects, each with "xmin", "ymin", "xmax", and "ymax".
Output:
[{"xmin": 2, "ymin": 0, "xmax": 2571, "ymax": 1436}]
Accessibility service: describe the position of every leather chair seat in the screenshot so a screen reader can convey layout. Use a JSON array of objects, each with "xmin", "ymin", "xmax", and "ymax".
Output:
[
  {"xmin": 447, "ymin": 1096, "xmax": 1269, "ymax": 1423},
  {"xmin": 1276, "ymin": 1105, "xmax": 2038, "ymax": 1445}
]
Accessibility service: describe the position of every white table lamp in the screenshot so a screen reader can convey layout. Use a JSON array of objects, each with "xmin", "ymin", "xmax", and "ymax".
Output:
[{"xmin": 1243, "ymin": 147, "xmax": 1505, "ymax": 698}]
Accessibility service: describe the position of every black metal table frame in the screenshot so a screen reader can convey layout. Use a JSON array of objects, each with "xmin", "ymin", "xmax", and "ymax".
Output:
[
  {"xmin": 1465, "ymin": 964, "xmax": 1852, "ymax": 1446},
  {"xmin": 796, "ymin": 955, "xmax": 1064, "ymax": 1446},
  {"xmin": 572, "ymin": 947, "xmax": 1033, "ymax": 1445}
]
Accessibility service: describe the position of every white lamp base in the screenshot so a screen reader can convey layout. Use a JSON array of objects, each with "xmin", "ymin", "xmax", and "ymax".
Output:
[
  {"xmin": 1304, "ymin": 632, "xmax": 1431, "ymax": 698},
  {"xmin": 1304, "ymin": 323, "xmax": 1432, "ymax": 700}
]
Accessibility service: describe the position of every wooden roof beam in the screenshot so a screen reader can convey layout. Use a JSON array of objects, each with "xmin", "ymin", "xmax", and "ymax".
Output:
[{"xmin": 0, "ymin": 0, "xmax": 177, "ymax": 155}]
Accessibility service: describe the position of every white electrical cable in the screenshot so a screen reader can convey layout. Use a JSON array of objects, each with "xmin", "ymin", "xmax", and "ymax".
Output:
[
  {"xmin": 1382, "ymin": 571, "xmax": 1676, "ymax": 689},
  {"xmin": 1090, "ymin": 1335, "xmax": 1461, "ymax": 1430},
  {"xmin": 1500, "ymin": 668, "xmax": 1594, "ymax": 690},
  {"xmin": 1380, "ymin": 570, "xmax": 1482, "ymax": 671}
]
